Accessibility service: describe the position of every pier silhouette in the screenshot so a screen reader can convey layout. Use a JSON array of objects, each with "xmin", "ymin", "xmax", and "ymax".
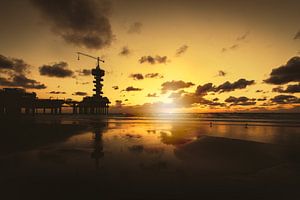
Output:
[{"xmin": 0, "ymin": 54, "xmax": 110, "ymax": 116}]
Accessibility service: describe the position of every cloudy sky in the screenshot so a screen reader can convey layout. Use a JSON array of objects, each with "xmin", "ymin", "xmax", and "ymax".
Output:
[{"xmin": 0, "ymin": 0, "xmax": 299, "ymax": 113}]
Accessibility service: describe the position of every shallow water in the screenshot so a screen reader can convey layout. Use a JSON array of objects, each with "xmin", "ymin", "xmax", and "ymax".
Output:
[{"xmin": 0, "ymin": 116, "xmax": 300, "ymax": 199}]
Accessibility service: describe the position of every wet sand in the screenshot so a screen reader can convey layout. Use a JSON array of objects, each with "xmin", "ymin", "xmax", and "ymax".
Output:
[{"xmin": 0, "ymin": 115, "xmax": 299, "ymax": 199}]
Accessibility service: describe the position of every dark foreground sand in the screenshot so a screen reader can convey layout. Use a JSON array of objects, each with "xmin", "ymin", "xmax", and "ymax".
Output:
[
  {"xmin": 0, "ymin": 116, "xmax": 299, "ymax": 200},
  {"xmin": 0, "ymin": 118, "xmax": 88, "ymax": 156}
]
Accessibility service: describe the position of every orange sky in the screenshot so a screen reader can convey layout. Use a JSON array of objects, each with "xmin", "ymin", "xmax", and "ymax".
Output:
[{"xmin": 0, "ymin": 0, "xmax": 299, "ymax": 113}]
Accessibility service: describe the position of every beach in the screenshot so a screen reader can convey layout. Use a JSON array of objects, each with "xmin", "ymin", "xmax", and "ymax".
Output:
[{"xmin": 0, "ymin": 114, "xmax": 299, "ymax": 199}]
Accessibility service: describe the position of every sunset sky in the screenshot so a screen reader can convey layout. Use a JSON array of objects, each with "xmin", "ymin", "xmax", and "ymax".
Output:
[{"xmin": 0, "ymin": 0, "xmax": 299, "ymax": 113}]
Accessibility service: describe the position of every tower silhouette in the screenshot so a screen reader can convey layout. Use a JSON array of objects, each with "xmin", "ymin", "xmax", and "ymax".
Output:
[
  {"xmin": 92, "ymin": 65, "xmax": 105, "ymax": 98},
  {"xmin": 76, "ymin": 52, "xmax": 110, "ymax": 115}
]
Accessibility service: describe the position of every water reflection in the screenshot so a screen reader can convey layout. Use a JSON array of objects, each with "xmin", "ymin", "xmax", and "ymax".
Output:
[
  {"xmin": 0, "ymin": 118, "xmax": 300, "ymax": 199},
  {"xmin": 90, "ymin": 123, "xmax": 106, "ymax": 169}
]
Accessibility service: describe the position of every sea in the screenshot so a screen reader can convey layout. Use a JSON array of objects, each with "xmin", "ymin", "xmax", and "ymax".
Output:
[{"xmin": 0, "ymin": 113, "xmax": 299, "ymax": 199}]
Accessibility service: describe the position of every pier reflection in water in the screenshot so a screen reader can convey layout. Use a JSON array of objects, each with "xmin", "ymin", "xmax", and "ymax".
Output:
[{"xmin": 90, "ymin": 124, "xmax": 105, "ymax": 169}]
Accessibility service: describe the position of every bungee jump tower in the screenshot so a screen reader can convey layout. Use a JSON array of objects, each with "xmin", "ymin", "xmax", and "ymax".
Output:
[{"xmin": 74, "ymin": 52, "xmax": 110, "ymax": 115}]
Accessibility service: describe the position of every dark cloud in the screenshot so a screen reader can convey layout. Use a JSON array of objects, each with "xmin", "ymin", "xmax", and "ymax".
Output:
[
  {"xmin": 225, "ymin": 96, "xmax": 256, "ymax": 106},
  {"xmin": 155, "ymin": 55, "xmax": 168, "ymax": 64},
  {"xmin": 218, "ymin": 70, "xmax": 227, "ymax": 77},
  {"xmin": 139, "ymin": 55, "xmax": 168, "ymax": 64},
  {"xmin": 161, "ymin": 80, "xmax": 195, "ymax": 92},
  {"xmin": 195, "ymin": 79, "xmax": 254, "ymax": 96},
  {"xmin": 215, "ymin": 78, "xmax": 255, "ymax": 93},
  {"xmin": 264, "ymin": 57, "xmax": 300, "ymax": 84},
  {"xmin": 145, "ymin": 73, "xmax": 164, "ymax": 79},
  {"xmin": 77, "ymin": 69, "xmax": 91, "ymax": 76},
  {"xmin": 256, "ymin": 90, "xmax": 263, "ymax": 93},
  {"xmin": 0, "ymin": 74, "xmax": 46, "ymax": 89},
  {"xmin": 207, "ymin": 101, "xmax": 226, "ymax": 107},
  {"xmin": 146, "ymin": 93, "xmax": 158, "ymax": 97},
  {"xmin": 129, "ymin": 73, "xmax": 144, "ymax": 80},
  {"xmin": 0, "ymin": 54, "xmax": 29, "ymax": 74},
  {"xmin": 119, "ymin": 46, "xmax": 130, "ymax": 56},
  {"xmin": 257, "ymin": 97, "xmax": 267, "ymax": 101},
  {"xmin": 271, "ymin": 95, "xmax": 300, "ymax": 104},
  {"xmin": 72, "ymin": 91, "xmax": 88, "ymax": 96},
  {"xmin": 230, "ymin": 44, "xmax": 239, "ymax": 50},
  {"xmin": 128, "ymin": 22, "xmax": 142, "ymax": 34},
  {"xmin": 49, "ymin": 91, "xmax": 66, "ymax": 94},
  {"xmin": 0, "ymin": 54, "xmax": 46, "ymax": 89},
  {"xmin": 195, "ymin": 83, "xmax": 214, "ymax": 96},
  {"xmin": 17, "ymin": 77, "xmax": 45, "ymax": 90},
  {"xmin": 128, "ymin": 73, "xmax": 164, "ymax": 80},
  {"xmin": 222, "ymin": 32, "xmax": 249, "ymax": 53},
  {"xmin": 294, "ymin": 30, "xmax": 300, "ymax": 40},
  {"xmin": 39, "ymin": 62, "xmax": 74, "ymax": 78},
  {"xmin": 237, "ymin": 32, "xmax": 250, "ymax": 41},
  {"xmin": 272, "ymin": 83, "xmax": 300, "ymax": 93},
  {"xmin": 272, "ymin": 86, "xmax": 284, "ymax": 93},
  {"xmin": 124, "ymin": 86, "xmax": 142, "ymax": 92},
  {"xmin": 76, "ymin": 81, "xmax": 89, "ymax": 85},
  {"xmin": 221, "ymin": 44, "xmax": 239, "ymax": 52},
  {"xmin": 175, "ymin": 45, "xmax": 188, "ymax": 57},
  {"xmin": 168, "ymin": 79, "xmax": 255, "ymax": 108},
  {"xmin": 112, "ymin": 86, "xmax": 119, "ymax": 90},
  {"xmin": 139, "ymin": 56, "xmax": 155, "ymax": 64},
  {"xmin": 31, "ymin": 0, "xmax": 113, "ymax": 49},
  {"xmin": 221, "ymin": 48, "xmax": 227, "ymax": 52}
]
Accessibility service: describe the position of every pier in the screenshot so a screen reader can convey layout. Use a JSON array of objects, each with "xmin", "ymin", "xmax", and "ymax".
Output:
[{"xmin": 0, "ymin": 54, "xmax": 110, "ymax": 116}]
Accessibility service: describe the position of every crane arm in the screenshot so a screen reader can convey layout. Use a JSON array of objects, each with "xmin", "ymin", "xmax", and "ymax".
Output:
[{"xmin": 77, "ymin": 52, "xmax": 105, "ymax": 64}]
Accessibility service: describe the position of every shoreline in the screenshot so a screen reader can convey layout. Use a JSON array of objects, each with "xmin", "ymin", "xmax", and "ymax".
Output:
[{"xmin": 1, "ymin": 113, "xmax": 300, "ymax": 127}]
